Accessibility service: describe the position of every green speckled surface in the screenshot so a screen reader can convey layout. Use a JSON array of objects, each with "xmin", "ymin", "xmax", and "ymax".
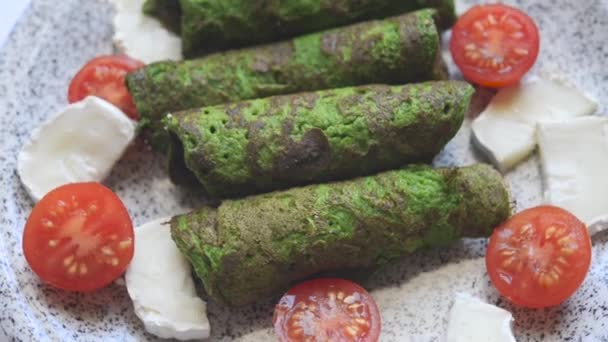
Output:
[
  {"xmin": 143, "ymin": 0, "xmax": 455, "ymax": 56},
  {"xmin": 171, "ymin": 164, "xmax": 511, "ymax": 306},
  {"xmin": 127, "ymin": 9, "xmax": 446, "ymax": 149},
  {"xmin": 166, "ymin": 81, "xmax": 473, "ymax": 197}
]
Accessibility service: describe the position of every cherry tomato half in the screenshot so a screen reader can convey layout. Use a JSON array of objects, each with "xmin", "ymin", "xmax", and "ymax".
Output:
[
  {"xmin": 68, "ymin": 55, "xmax": 144, "ymax": 120},
  {"xmin": 23, "ymin": 183, "xmax": 134, "ymax": 292},
  {"xmin": 273, "ymin": 278, "xmax": 381, "ymax": 342},
  {"xmin": 450, "ymin": 4, "xmax": 540, "ymax": 88},
  {"xmin": 486, "ymin": 206, "xmax": 591, "ymax": 308}
]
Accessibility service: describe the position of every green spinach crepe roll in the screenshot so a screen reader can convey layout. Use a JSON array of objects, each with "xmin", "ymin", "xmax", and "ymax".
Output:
[
  {"xmin": 126, "ymin": 9, "xmax": 448, "ymax": 149},
  {"xmin": 171, "ymin": 164, "xmax": 511, "ymax": 306},
  {"xmin": 165, "ymin": 81, "xmax": 474, "ymax": 198},
  {"xmin": 143, "ymin": 0, "xmax": 456, "ymax": 56}
]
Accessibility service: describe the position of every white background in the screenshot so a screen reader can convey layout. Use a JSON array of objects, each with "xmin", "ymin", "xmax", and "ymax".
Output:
[{"xmin": 0, "ymin": 1, "xmax": 31, "ymax": 47}]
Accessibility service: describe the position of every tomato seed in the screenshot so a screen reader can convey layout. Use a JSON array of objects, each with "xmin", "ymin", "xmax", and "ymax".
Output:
[
  {"xmin": 561, "ymin": 247, "xmax": 575, "ymax": 256},
  {"xmin": 345, "ymin": 325, "xmax": 357, "ymax": 336},
  {"xmin": 110, "ymin": 257, "xmax": 119, "ymax": 266},
  {"xmin": 501, "ymin": 250, "xmax": 515, "ymax": 256},
  {"xmin": 549, "ymin": 270, "xmax": 560, "ymax": 282},
  {"xmin": 545, "ymin": 226, "xmax": 556, "ymax": 239},
  {"xmin": 41, "ymin": 219, "xmax": 54, "ymax": 228},
  {"xmin": 558, "ymin": 236, "xmax": 572, "ymax": 246},
  {"xmin": 79, "ymin": 263, "xmax": 88, "ymax": 276},
  {"xmin": 119, "ymin": 239, "xmax": 133, "ymax": 249},
  {"xmin": 520, "ymin": 223, "xmax": 533, "ymax": 236},
  {"xmin": 101, "ymin": 246, "xmax": 115, "ymax": 256},
  {"xmin": 343, "ymin": 295, "xmax": 355, "ymax": 304},
  {"xmin": 510, "ymin": 31, "xmax": 524, "ymax": 39},
  {"xmin": 67, "ymin": 263, "xmax": 78, "ymax": 275},
  {"xmin": 354, "ymin": 318, "xmax": 369, "ymax": 326},
  {"xmin": 48, "ymin": 240, "xmax": 58, "ymax": 248},
  {"xmin": 501, "ymin": 256, "xmax": 515, "ymax": 268},
  {"xmin": 63, "ymin": 255, "xmax": 75, "ymax": 267},
  {"xmin": 490, "ymin": 14, "xmax": 500, "ymax": 25},
  {"xmin": 514, "ymin": 47, "xmax": 529, "ymax": 56},
  {"xmin": 556, "ymin": 257, "xmax": 569, "ymax": 266}
]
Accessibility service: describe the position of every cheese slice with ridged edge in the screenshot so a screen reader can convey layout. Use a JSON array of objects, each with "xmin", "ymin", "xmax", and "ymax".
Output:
[
  {"xmin": 472, "ymin": 76, "xmax": 597, "ymax": 171},
  {"xmin": 537, "ymin": 116, "xmax": 608, "ymax": 225}
]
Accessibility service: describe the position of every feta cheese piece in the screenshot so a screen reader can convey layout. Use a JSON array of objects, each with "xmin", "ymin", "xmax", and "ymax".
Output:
[
  {"xmin": 125, "ymin": 218, "xmax": 210, "ymax": 341},
  {"xmin": 446, "ymin": 293, "xmax": 516, "ymax": 342},
  {"xmin": 17, "ymin": 96, "xmax": 136, "ymax": 201},
  {"xmin": 537, "ymin": 116, "xmax": 608, "ymax": 224},
  {"xmin": 471, "ymin": 76, "xmax": 597, "ymax": 171},
  {"xmin": 110, "ymin": 0, "xmax": 182, "ymax": 63}
]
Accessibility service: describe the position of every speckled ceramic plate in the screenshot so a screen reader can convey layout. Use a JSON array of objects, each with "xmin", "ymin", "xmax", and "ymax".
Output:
[{"xmin": 1, "ymin": 0, "xmax": 607, "ymax": 341}]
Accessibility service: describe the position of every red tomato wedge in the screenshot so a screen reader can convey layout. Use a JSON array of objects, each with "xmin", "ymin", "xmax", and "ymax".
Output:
[
  {"xmin": 23, "ymin": 183, "xmax": 134, "ymax": 292},
  {"xmin": 273, "ymin": 278, "xmax": 381, "ymax": 342},
  {"xmin": 68, "ymin": 55, "xmax": 144, "ymax": 120},
  {"xmin": 450, "ymin": 4, "xmax": 540, "ymax": 88},
  {"xmin": 486, "ymin": 206, "xmax": 591, "ymax": 308}
]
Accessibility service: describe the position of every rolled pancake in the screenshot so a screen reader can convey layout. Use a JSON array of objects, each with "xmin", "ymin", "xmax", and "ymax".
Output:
[
  {"xmin": 171, "ymin": 164, "xmax": 511, "ymax": 306},
  {"xmin": 165, "ymin": 81, "xmax": 474, "ymax": 197}
]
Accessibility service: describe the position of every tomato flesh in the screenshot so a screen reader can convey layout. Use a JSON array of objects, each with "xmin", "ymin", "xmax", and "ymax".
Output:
[
  {"xmin": 68, "ymin": 55, "xmax": 144, "ymax": 120},
  {"xmin": 273, "ymin": 278, "xmax": 381, "ymax": 342},
  {"xmin": 486, "ymin": 206, "xmax": 591, "ymax": 308},
  {"xmin": 450, "ymin": 4, "xmax": 540, "ymax": 87},
  {"xmin": 23, "ymin": 183, "xmax": 134, "ymax": 292}
]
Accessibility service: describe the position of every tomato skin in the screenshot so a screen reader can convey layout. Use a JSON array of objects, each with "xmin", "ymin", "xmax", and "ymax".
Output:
[
  {"xmin": 486, "ymin": 206, "xmax": 591, "ymax": 308},
  {"xmin": 450, "ymin": 4, "xmax": 540, "ymax": 88},
  {"xmin": 68, "ymin": 55, "xmax": 144, "ymax": 120},
  {"xmin": 273, "ymin": 278, "xmax": 381, "ymax": 342},
  {"xmin": 23, "ymin": 183, "xmax": 134, "ymax": 292}
]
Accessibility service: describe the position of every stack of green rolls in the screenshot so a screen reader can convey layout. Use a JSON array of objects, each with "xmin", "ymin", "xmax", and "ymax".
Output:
[
  {"xmin": 143, "ymin": 0, "xmax": 457, "ymax": 56},
  {"xmin": 126, "ymin": 0, "xmax": 512, "ymax": 306},
  {"xmin": 127, "ymin": 9, "xmax": 448, "ymax": 148}
]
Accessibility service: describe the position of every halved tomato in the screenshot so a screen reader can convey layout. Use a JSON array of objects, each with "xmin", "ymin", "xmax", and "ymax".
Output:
[
  {"xmin": 486, "ymin": 206, "xmax": 592, "ymax": 308},
  {"xmin": 68, "ymin": 55, "xmax": 144, "ymax": 120},
  {"xmin": 23, "ymin": 183, "xmax": 134, "ymax": 292},
  {"xmin": 450, "ymin": 4, "xmax": 540, "ymax": 88},
  {"xmin": 273, "ymin": 278, "xmax": 381, "ymax": 342}
]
